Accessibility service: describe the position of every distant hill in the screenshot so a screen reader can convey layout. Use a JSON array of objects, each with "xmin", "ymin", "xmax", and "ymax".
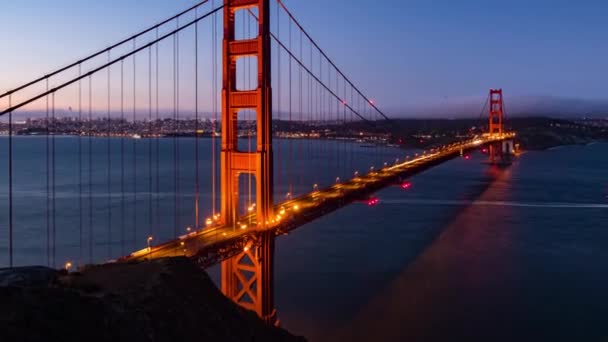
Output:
[{"xmin": 387, "ymin": 95, "xmax": 608, "ymax": 119}]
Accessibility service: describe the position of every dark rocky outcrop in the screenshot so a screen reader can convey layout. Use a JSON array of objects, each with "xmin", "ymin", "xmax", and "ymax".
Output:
[{"xmin": 0, "ymin": 257, "xmax": 305, "ymax": 342}]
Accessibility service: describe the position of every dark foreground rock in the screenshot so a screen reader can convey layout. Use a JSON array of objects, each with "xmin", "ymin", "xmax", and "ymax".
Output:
[{"xmin": 0, "ymin": 257, "xmax": 305, "ymax": 342}]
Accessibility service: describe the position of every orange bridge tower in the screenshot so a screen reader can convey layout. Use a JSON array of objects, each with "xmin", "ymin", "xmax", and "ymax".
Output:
[
  {"xmin": 488, "ymin": 88, "xmax": 514, "ymax": 164},
  {"xmin": 220, "ymin": 0, "xmax": 276, "ymax": 324}
]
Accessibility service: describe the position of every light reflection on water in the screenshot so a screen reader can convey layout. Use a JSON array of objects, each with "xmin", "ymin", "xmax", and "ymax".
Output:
[
  {"xmin": 271, "ymin": 143, "xmax": 608, "ymax": 341},
  {"xmin": 1, "ymin": 137, "xmax": 608, "ymax": 341}
]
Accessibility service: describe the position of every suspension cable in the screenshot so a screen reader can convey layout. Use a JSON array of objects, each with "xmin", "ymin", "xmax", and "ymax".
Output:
[
  {"xmin": 0, "ymin": 0, "xmax": 212, "ymax": 100},
  {"xmin": 274, "ymin": 0, "xmax": 390, "ymax": 121},
  {"xmin": 1, "ymin": 4, "xmax": 226, "ymax": 116}
]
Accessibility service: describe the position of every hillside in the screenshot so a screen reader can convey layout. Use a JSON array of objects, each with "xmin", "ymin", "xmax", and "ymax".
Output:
[{"xmin": 0, "ymin": 257, "xmax": 305, "ymax": 342}]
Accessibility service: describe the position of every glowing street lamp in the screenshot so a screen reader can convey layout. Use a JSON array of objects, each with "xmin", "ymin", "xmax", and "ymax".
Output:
[
  {"xmin": 147, "ymin": 236, "xmax": 153, "ymax": 251},
  {"xmin": 206, "ymin": 217, "xmax": 213, "ymax": 226},
  {"xmin": 64, "ymin": 261, "xmax": 72, "ymax": 272},
  {"xmin": 336, "ymin": 177, "xmax": 341, "ymax": 184},
  {"xmin": 313, "ymin": 183, "xmax": 319, "ymax": 192}
]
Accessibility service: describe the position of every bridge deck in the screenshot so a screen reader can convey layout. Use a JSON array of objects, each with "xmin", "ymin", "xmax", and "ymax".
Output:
[{"xmin": 120, "ymin": 134, "xmax": 514, "ymax": 267}]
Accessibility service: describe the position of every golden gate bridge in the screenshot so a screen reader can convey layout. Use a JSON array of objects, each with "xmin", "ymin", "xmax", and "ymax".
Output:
[{"xmin": 0, "ymin": 0, "xmax": 514, "ymax": 324}]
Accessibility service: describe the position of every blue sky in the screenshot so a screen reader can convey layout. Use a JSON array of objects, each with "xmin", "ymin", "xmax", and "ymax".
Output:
[{"xmin": 2, "ymin": 0, "xmax": 607, "ymax": 116}]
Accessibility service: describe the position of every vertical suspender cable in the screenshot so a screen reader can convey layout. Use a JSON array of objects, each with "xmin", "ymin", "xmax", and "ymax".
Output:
[
  {"xmin": 288, "ymin": 17, "xmax": 292, "ymax": 196},
  {"xmin": 350, "ymin": 86, "xmax": 353, "ymax": 174},
  {"xmin": 276, "ymin": 2, "xmax": 281, "ymax": 194},
  {"xmin": 51, "ymin": 93, "xmax": 56, "ymax": 268},
  {"xmin": 247, "ymin": 12, "xmax": 252, "ymax": 217},
  {"xmin": 88, "ymin": 76, "xmax": 93, "ymax": 263},
  {"xmin": 335, "ymin": 70, "xmax": 339, "ymax": 179},
  {"xmin": 120, "ymin": 60, "xmax": 126, "ymax": 255},
  {"xmin": 343, "ymin": 77, "xmax": 347, "ymax": 178},
  {"xmin": 148, "ymin": 47, "xmax": 153, "ymax": 238},
  {"xmin": 8, "ymin": 95, "xmax": 13, "ymax": 267},
  {"xmin": 212, "ymin": 0, "xmax": 218, "ymax": 219},
  {"xmin": 155, "ymin": 28, "xmax": 160, "ymax": 231},
  {"xmin": 194, "ymin": 10, "xmax": 200, "ymax": 229},
  {"xmin": 307, "ymin": 38, "xmax": 312, "ymax": 175},
  {"xmin": 299, "ymin": 29, "xmax": 303, "ymax": 190},
  {"xmin": 132, "ymin": 40, "xmax": 138, "ymax": 248},
  {"xmin": 107, "ymin": 52, "xmax": 112, "ymax": 259},
  {"xmin": 176, "ymin": 18, "xmax": 181, "ymax": 236},
  {"xmin": 78, "ymin": 65, "xmax": 83, "ymax": 265},
  {"xmin": 46, "ymin": 80, "xmax": 50, "ymax": 266},
  {"xmin": 173, "ymin": 32, "xmax": 178, "ymax": 237}
]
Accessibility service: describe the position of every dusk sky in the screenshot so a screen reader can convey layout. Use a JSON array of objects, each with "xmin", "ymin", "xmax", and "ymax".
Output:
[{"xmin": 2, "ymin": 0, "xmax": 607, "ymax": 116}]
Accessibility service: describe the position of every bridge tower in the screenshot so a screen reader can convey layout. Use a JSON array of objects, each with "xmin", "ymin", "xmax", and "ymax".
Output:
[
  {"xmin": 489, "ymin": 88, "xmax": 504, "ymax": 135},
  {"xmin": 488, "ymin": 89, "xmax": 514, "ymax": 164},
  {"xmin": 220, "ymin": 0, "xmax": 276, "ymax": 323}
]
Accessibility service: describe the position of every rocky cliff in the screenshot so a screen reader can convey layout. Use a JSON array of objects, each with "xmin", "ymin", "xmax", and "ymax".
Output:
[{"xmin": 0, "ymin": 257, "xmax": 305, "ymax": 342}]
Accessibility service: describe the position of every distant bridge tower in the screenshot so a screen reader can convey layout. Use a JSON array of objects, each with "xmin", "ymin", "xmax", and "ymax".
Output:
[
  {"xmin": 489, "ymin": 89, "xmax": 504, "ymax": 135},
  {"xmin": 220, "ymin": 0, "xmax": 276, "ymax": 324},
  {"xmin": 488, "ymin": 89, "xmax": 514, "ymax": 164}
]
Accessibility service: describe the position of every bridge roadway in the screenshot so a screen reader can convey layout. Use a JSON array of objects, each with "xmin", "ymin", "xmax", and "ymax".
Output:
[{"xmin": 120, "ymin": 133, "xmax": 515, "ymax": 268}]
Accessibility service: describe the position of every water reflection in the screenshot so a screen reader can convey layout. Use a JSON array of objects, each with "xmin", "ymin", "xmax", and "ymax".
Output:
[{"xmin": 332, "ymin": 164, "xmax": 516, "ymax": 341}]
